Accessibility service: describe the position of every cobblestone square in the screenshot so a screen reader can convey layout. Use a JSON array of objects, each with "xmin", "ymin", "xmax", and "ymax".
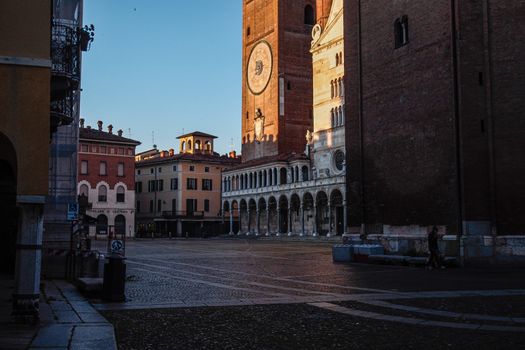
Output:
[{"xmin": 91, "ymin": 239, "xmax": 525, "ymax": 349}]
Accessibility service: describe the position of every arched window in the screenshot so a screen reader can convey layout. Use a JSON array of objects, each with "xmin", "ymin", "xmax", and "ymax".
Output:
[
  {"xmin": 79, "ymin": 184, "xmax": 89, "ymax": 197},
  {"xmin": 269, "ymin": 169, "xmax": 273, "ymax": 186},
  {"xmin": 302, "ymin": 166, "xmax": 309, "ymax": 181},
  {"xmin": 304, "ymin": 5, "xmax": 315, "ymax": 25},
  {"xmin": 96, "ymin": 214, "xmax": 108, "ymax": 235},
  {"xmin": 98, "ymin": 185, "xmax": 107, "ymax": 202},
  {"xmin": 339, "ymin": 78, "xmax": 344, "ymax": 96},
  {"xmin": 115, "ymin": 215, "xmax": 126, "ymax": 235},
  {"xmin": 205, "ymin": 141, "xmax": 212, "ymax": 152},
  {"xmin": 187, "ymin": 140, "xmax": 192, "ymax": 150},
  {"xmin": 274, "ymin": 168, "xmax": 278, "ymax": 185},
  {"xmin": 181, "ymin": 141, "xmax": 186, "ymax": 152},
  {"xmin": 280, "ymin": 168, "xmax": 288, "ymax": 185},
  {"xmin": 195, "ymin": 140, "xmax": 201, "ymax": 150},
  {"xmin": 295, "ymin": 166, "xmax": 299, "ymax": 182},
  {"xmin": 116, "ymin": 185, "xmax": 125, "ymax": 203},
  {"xmin": 335, "ymin": 54, "xmax": 339, "ymax": 66},
  {"xmin": 395, "ymin": 16, "xmax": 409, "ymax": 48},
  {"xmin": 331, "ymin": 109, "xmax": 335, "ymax": 128},
  {"xmin": 331, "ymin": 81, "xmax": 335, "ymax": 98}
]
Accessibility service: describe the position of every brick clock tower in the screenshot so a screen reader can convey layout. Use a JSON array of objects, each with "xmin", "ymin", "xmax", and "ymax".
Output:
[{"xmin": 242, "ymin": 0, "xmax": 316, "ymax": 162}]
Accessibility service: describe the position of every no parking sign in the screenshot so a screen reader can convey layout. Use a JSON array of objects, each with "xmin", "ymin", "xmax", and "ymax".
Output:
[{"xmin": 110, "ymin": 239, "xmax": 124, "ymax": 254}]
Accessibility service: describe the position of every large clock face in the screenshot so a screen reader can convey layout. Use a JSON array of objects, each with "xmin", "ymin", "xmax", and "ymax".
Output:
[{"xmin": 247, "ymin": 41, "xmax": 273, "ymax": 95}]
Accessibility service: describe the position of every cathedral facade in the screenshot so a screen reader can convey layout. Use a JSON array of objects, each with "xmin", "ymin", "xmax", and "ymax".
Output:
[{"xmin": 222, "ymin": 0, "xmax": 347, "ymax": 237}]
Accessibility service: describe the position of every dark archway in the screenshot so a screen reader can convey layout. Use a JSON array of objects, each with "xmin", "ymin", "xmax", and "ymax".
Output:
[
  {"xmin": 96, "ymin": 214, "xmax": 108, "ymax": 235},
  {"xmin": 330, "ymin": 189, "xmax": 344, "ymax": 235},
  {"xmin": 115, "ymin": 214, "xmax": 126, "ymax": 236},
  {"xmin": 304, "ymin": 5, "xmax": 315, "ymax": 25},
  {"xmin": 278, "ymin": 195, "xmax": 288, "ymax": 234},
  {"xmin": 0, "ymin": 160, "xmax": 17, "ymax": 274},
  {"xmin": 316, "ymin": 191, "xmax": 329, "ymax": 235},
  {"xmin": 0, "ymin": 133, "xmax": 17, "ymax": 274}
]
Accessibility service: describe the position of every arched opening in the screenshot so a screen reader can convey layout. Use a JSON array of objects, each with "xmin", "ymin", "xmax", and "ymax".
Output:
[
  {"xmin": 116, "ymin": 185, "xmax": 125, "ymax": 203},
  {"xmin": 316, "ymin": 191, "xmax": 329, "ymax": 235},
  {"xmin": 181, "ymin": 141, "xmax": 186, "ymax": 152},
  {"xmin": 330, "ymin": 189, "xmax": 344, "ymax": 235},
  {"xmin": 0, "ymin": 158, "xmax": 17, "ymax": 274},
  {"xmin": 194, "ymin": 140, "xmax": 201, "ymax": 151},
  {"xmin": 302, "ymin": 192, "xmax": 315, "ymax": 235},
  {"xmin": 240, "ymin": 199, "xmax": 248, "ymax": 234},
  {"xmin": 278, "ymin": 195, "xmax": 289, "ymax": 234},
  {"xmin": 115, "ymin": 214, "xmax": 126, "ymax": 236},
  {"xmin": 79, "ymin": 184, "xmax": 89, "ymax": 197},
  {"xmin": 98, "ymin": 185, "xmax": 107, "ymax": 202},
  {"xmin": 187, "ymin": 140, "xmax": 192, "ymax": 150},
  {"xmin": 96, "ymin": 214, "xmax": 108, "ymax": 235},
  {"xmin": 304, "ymin": 5, "xmax": 315, "ymax": 25},
  {"xmin": 248, "ymin": 199, "xmax": 257, "ymax": 234},
  {"xmin": 290, "ymin": 194, "xmax": 301, "ymax": 235},
  {"xmin": 302, "ymin": 166, "xmax": 309, "ymax": 181},
  {"xmin": 258, "ymin": 197, "xmax": 267, "ymax": 234},
  {"xmin": 268, "ymin": 196, "xmax": 277, "ymax": 234},
  {"xmin": 280, "ymin": 168, "xmax": 288, "ymax": 184},
  {"xmin": 205, "ymin": 141, "xmax": 212, "ymax": 152}
]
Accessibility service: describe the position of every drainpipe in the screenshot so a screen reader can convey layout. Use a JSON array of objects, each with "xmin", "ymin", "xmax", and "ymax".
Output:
[
  {"xmin": 451, "ymin": 0, "xmax": 465, "ymax": 266},
  {"xmin": 481, "ymin": 0, "xmax": 498, "ymax": 260}
]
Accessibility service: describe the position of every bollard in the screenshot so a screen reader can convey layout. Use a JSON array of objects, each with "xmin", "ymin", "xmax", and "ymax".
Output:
[
  {"xmin": 102, "ymin": 253, "xmax": 126, "ymax": 302},
  {"xmin": 98, "ymin": 254, "xmax": 105, "ymax": 278}
]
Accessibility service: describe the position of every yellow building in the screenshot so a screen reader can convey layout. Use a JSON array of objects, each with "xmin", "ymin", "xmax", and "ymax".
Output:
[
  {"xmin": 0, "ymin": 1, "xmax": 52, "ymax": 322},
  {"xmin": 135, "ymin": 132, "xmax": 240, "ymax": 237}
]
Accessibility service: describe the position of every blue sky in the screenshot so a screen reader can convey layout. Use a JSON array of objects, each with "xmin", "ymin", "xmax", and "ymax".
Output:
[{"xmin": 81, "ymin": 0, "xmax": 242, "ymax": 154}]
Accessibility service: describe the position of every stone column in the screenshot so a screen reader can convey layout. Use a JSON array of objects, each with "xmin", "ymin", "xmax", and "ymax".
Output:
[
  {"xmin": 327, "ymin": 204, "xmax": 333, "ymax": 237},
  {"xmin": 229, "ymin": 209, "xmax": 234, "ymax": 235},
  {"xmin": 277, "ymin": 208, "xmax": 281, "ymax": 237},
  {"xmin": 300, "ymin": 204, "xmax": 305, "ymax": 237},
  {"xmin": 237, "ymin": 206, "xmax": 242, "ymax": 235},
  {"xmin": 288, "ymin": 205, "xmax": 293, "ymax": 236},
  {"xmin": 312, "ymin": 204, "xmax": 318, "ymax": 237},
  {"xmin": 12, "ymin": 196, "xmax": 45, "ymax": 323},
  {"xmin": 256, "ymin": 209, "xmax": 260, "ymax": 236},
  {"xmin": 266, "ymin": 207, "xmax": 270, "ymax": 236},
  {"xmin": 343, "ymin": 200, "xmax": 348, "ymax": 235},
  {"xmin": 247, "ymin": 208, "xmax": 251, "ymax": 235}
]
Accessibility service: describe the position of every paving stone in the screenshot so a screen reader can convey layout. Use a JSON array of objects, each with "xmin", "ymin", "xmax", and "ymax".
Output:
[
  {"xmin": 30, "ymin": 324, "xmax": 73, "ymax": 348},
  {"xmin": 70, "ymin": 325, "xmax": 117, "ymax": 350}
]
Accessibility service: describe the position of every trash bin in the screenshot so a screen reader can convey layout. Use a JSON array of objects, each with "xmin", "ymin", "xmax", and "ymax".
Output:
[{"xmin": 102, "ymin": 253, "xmax": 126, "ymax": 302}]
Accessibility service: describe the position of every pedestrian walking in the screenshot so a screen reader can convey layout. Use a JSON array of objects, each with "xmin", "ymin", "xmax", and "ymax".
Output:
[{"xmin": 427, "ymin": 226, "xmax": 444, "ymax": 269}]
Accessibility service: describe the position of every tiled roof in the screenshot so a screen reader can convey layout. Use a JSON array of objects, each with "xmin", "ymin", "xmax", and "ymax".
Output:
[
  {"xmin": 136, "ymin": 152, "xmax": 241, "ymax": 166},
  {"xmin": 79, "ymin": 128, "xmax": 141, "ymax": 145},
  {"xmin": 176, "ymin": 131, "xmax": 218, "ymax": 139},
  {"xmin": 224, "ymin": 152, "xmax": 309, "ymax": 172}
]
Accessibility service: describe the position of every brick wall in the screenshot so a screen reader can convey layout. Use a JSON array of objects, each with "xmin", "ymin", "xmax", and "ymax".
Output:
[{"xmin": 242, "ymin": 0, "xmax": 314, "ymax": 162}]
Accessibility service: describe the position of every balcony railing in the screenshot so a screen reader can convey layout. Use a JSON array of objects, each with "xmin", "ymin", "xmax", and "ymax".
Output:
[
  {"xmin": 162, "ymin": 211, "xmax": 205, "ymax": 219},
  {"xmin": 51, "ymin": 22, "xmax": 81, "ymax": 92},
  {"xmin": 50, "ymin": 90, "xmax": 77, "ymax": 128}
]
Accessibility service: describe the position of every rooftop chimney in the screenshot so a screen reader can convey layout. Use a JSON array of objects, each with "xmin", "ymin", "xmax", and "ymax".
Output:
[
  {"xmin": 97, "ymin": 120, "xmax": 103, "ymax": 131},
  {"xmin": 79, "ymin": 118, "xmax": 85, "ymax": 128},
  {"xmin": 117, "ymin": 129, "xmax": 123, "ymax": 137},
  {"xmin": 108, "ymin": 124, "xmax": 113, "ymax": 134},
  {"xmin": 169, "ymin": 148, "xmax": 174, "ymax": 156}
]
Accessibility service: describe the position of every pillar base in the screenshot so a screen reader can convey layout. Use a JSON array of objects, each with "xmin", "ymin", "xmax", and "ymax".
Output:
[
  {"xmin": 287, "ymin": 232, "xmax": 293, "ymax": 237},
  {"xmin": 229, "ymin": 232, "xmax": 234, "ymax": 236},
  {"xmin": 237, "ymin": 231, "xmax": 243, "ymax": 236},
  {"xmin": 299, "ymin": 233, "xmax": 304, "ymax": 237},
  {"xmin": 327, "ymin": 233, "xmax": 333, "ymax": 238},
  {"xmin": 265, "ymin": 232, "xmax": 271, "ymax": 237},
  {"xmin": 276, "ymin": 233, "xmax": 281, "ymax": 237},
  {"xmin": 11, "ymin": 294, "xmax": 40, "ymax": 324},
  {"xmin": 312, "ymin": 232, "xmax": 318, "ymax": 237}
]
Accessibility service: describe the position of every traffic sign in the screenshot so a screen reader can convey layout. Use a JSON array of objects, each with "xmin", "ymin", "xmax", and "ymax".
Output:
[{"xmin": 67, "ymin": 203, "xmax": 78, "ymax": 221}]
